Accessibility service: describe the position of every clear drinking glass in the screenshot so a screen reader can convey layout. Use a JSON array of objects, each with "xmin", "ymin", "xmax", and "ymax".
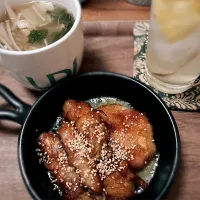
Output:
[{"xmin": 146, "ymin": 0, "xmax": 200, "ymax": 94}]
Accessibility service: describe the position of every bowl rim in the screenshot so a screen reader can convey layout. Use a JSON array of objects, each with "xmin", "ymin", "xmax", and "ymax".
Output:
[{"xmin": 18, "ymin": 71, "xmax": 181, "ymax": 200}]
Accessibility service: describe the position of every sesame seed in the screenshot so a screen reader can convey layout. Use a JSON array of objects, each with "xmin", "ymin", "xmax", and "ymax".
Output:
[{"xmin": 37, "ymin": 103, "xmax": 150, "ymax": 199}]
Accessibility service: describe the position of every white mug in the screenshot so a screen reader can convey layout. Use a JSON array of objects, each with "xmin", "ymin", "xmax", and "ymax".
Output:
[{"xmin": 0, "ymin": 0, "xmax": 84, "ymax": 90}]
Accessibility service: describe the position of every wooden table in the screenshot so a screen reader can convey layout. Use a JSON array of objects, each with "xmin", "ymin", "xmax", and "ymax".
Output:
[
  {"xmin": 0, "ymin": 1, "xmax": 200, "ymax": 200},
  {"xmin": 82, "ymin": 0, "xmax": 150, "ymax": 21}
]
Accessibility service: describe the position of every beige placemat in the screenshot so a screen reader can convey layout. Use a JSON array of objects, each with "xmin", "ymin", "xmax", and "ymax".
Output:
[{"xmin": 133, "ymin": 22, "xmax": 200, "ymax": 111}]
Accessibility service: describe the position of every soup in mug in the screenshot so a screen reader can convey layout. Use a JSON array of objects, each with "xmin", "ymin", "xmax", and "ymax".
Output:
[{"xmin": 0, "ymin": 0, "xmax": 75, "ymax": 51}]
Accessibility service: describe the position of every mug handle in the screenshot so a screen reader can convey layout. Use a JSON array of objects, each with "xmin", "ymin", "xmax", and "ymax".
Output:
[{"xmin": 0, "ymin": 84, "xmax": 31, "ymax": 125}]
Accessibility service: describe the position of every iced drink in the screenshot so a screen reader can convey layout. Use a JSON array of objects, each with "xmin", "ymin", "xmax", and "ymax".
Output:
[{"xmin": 146, "ymin": 0, "xmax": 200, "ymax": 94}]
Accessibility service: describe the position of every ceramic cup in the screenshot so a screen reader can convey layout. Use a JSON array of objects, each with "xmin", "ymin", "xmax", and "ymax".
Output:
[
  {"xmin": 126, "ymin": 0, "xmax": 151, "ymax": 6},
  {"xmin": 0, "ymin": 0, "xmax": 84, "ymax": 90}
]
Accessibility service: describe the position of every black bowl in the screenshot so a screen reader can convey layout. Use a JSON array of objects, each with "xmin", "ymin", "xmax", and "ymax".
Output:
[{"xmin": 5, "ymin": 72, "xmax": 179, "ymax": 200}]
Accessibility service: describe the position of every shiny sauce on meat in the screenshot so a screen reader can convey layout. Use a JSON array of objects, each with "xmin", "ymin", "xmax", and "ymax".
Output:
[
  {"xmin": 87, "ymin": 97, "xmax": 160, "ymax": 194},
  {"xmin": 39, "ymin": 97, "xmax": 160, "ymax": 197}
]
